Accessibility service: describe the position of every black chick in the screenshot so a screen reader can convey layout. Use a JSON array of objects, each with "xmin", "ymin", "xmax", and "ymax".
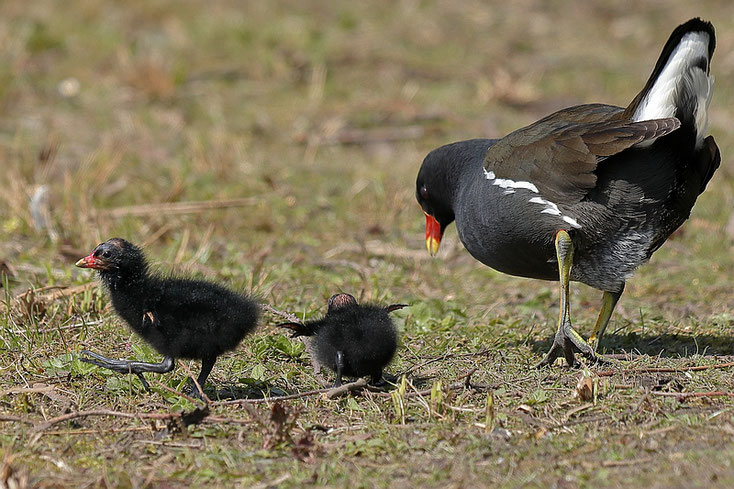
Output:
[
  {"xmin": 75, "ymin": 238, "xmax": 260, "ymax": 397},
  {"xmin": 278, "ymin": 293, "xmax": 407, "ymax": 386}
]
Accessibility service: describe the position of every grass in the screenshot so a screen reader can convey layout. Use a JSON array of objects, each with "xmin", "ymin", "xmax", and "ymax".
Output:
[{"xmin": 2, "ymin": 0, "xmax": 734, "ymax": 487}]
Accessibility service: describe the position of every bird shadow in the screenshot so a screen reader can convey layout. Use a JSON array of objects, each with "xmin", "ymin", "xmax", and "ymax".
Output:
[
  {"xmin": 527, "ymin": 331, "xmax": 734, "ymax": 358},
  {"xmin": 207, "ymin": 375, "xmax": 406, "ymax": 401},
  {"xmin": 206, "ymin": 382, "xmax": 282, "ymax": 401}
]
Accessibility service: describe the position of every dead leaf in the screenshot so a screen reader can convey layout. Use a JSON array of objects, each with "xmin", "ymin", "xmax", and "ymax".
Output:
[
  {"xmin": 575, "ymin": 374, "xmax": 594, "ymax": 402},
  {"xmin": 291, "ymin": 431, "xmax": 318, "ymax": 462},
  {"xmin": 0, "ymin": 451, "xmax": 29, "ymax": 489},
  {"xmin": 517, "ymin": 404, "xmax": 533, "ymax": 414},
  {"xmin": 0, "ymin": 260, "xmax": 16, "ymax": 281}
]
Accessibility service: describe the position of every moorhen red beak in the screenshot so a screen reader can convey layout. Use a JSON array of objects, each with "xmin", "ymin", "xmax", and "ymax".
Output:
[
  {"xmin": 425, "ymin": 213, "xmax": 442, "ymax": 256},
  {"xmin": 415, "ymin": 18, "xmax": 720, "ymax": 368},
  {"xmin": 75, "ymin": 253, "xmax": 106, "ymax": 270}
]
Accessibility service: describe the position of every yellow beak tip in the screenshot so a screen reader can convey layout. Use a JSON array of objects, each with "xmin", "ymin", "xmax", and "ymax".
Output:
[{"xmin": 426, "ymin": 238, "xmax": 440, "ymax": 256}]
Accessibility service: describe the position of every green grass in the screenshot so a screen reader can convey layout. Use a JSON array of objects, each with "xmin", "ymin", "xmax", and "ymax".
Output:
[{"xmin": 2, "ymin": 1, "xmax": 734, "ymax": 487}]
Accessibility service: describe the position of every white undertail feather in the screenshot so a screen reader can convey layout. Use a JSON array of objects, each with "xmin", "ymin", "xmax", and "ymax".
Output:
[{"xmin": 633, "ymin": 31, "xmax": 713, "ymax": 148}]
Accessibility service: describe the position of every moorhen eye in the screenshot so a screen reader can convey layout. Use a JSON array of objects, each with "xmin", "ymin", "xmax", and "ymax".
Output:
[
  {"xmin": 415, "ymin": 18, "xmax": 719, "ymax": 369},
  {"xmin": 102, "ymin": 251, "xmax": 111, "ymax": 258},
  {"xmin": 277, "ymin": 293, "xmax": 407, "ymax": 387}
]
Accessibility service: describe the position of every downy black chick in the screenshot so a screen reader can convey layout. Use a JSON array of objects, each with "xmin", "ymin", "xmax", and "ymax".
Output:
[
  {"xmin": 76, "ymin": 238, "xmax": 260, "ymax": 397},
  {"xmin": 278, "ymin": 293, "xmax": 407, "ymax": 386}
]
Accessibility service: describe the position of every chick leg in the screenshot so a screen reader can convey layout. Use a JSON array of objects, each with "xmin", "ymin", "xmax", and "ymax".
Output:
[
  {"xmin": 334, "ymin": 351, "xmax": 345, "ymax": 387},
  {"xmin": 370, "ymin": 370, "xmax": 386, "ymax": 387},
  {"xmin": 536, "ymin": 231, "xmax": 601, "ymax": 367},
  {"xmin": 187, "ymin": 356, "xmax": 216, "ymax": 399},
  {"xmin": 80, "ymin": 350, "xmax": 175, "ymax": 391},
  {"xmin": 588, "ymin": 287, "xmax": 624, "ymax": 352}
]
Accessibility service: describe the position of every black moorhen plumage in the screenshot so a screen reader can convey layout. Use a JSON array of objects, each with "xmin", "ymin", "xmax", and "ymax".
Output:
[
  {"xmin": 75, "ymin": 238, "xmax": 260, "ymax": 397},
  {"xmin": 277, "ymin": 293, "xmax": 407, "ymax": 386},
  {"xmin": 416, "ymin": 18, "xmax": 720, "ymax": 367}
]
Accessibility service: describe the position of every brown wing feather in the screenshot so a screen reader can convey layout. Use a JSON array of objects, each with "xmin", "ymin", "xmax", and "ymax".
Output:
[{"xmin": 483, "ymin": 104, "xmax": 680, "ymax": 204}]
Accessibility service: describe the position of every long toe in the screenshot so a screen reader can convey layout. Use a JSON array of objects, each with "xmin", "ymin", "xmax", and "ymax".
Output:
[
  {"xmin": 535, "ymin": 342, "xmax": 565, "ymax": 368},
  {"xmin": 185, "ymin": 381, "xmax": 205, "ymax": 400},
  {"xmin": 536, "ymin": 323, "xmax": 600, "ymax": 368},
  {"xmin": 370, "ymin": 377, "xmax": 389, "ymax": 389},
  {"xmin": 560, "ymin": 326, "xmax": 606, "ymax": 365},
  {"xmin": 81, "ymin": 356, "xmax": 135, "ymax": 374}
]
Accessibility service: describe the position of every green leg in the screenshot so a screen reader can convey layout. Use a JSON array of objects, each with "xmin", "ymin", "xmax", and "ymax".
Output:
[
  {"xmin": 536, "ymin": 230, "xmax": 601, "ymax": 367},
  {"xmin": 588, "ymin": 287, "xmax": 624, "ymax": 352}
]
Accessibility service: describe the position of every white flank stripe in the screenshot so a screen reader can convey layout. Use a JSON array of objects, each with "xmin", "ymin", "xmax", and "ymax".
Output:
[
  {"xmin": 485, "ymin": 169, "xmax": 581, "ymax": 227},
  {"xmin": 562, "ymin": 216, "xmax": 582, "ymax": 229},
  {"xmin": 528, "ymin": 196, "xmax": 582, "ymax": 228},
  {"xmin": 484, "ymin": 168, "xmax": 539, "ymax": 193},
  {"xmin": 492, "ymin": 178, "xmax": 539, "ymax": 193}
]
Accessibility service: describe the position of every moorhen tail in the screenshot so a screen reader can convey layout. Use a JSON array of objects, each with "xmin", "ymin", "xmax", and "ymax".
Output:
[
  {"xmin": 277, "ymin": 293, "xmax": 407, "ymax": 386},
  {"xmin": 416, "ymin": 18, "xmax": 720, "ymax": 367},
  {"xmin": 76, "ymin": 238, "xmax": 260, "ymax": 397}
]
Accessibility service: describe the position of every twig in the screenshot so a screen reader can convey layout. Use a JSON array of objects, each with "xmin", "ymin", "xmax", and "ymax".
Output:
[
  {"xmin": 398, "ymin": 348, "xmax": 491, "ymax": 377},
  {"xmin": 6, "ymin": 408, "xmax": 252, "ymax": 432},
  {"xmin": 102, "ymin": 197, "xmax": 260, "ymax": 218},
  {"xmin": 601, "ymin": 457, "xmax": 653, "ymax": 468},
  {"xmin": 595, "ymin": 362, "xmax": 734, "ymax": 377},
  {"xmin": 461, "ymin": 368, "xmax": 478, "ymax": 389},
  {"xmin": 553, "ymin": 414, "xmax": 611, "ymax": 429},
  {"xmin": 604, "ymin": 353, "xmax": 645, "ymax": 360},
  {"xmin": 42, "ymin": 426, "xmax": 151, "ymax": 436},
  {"xmin": 14, "ymin": 285, "xmax": 67, "ymax": 299},
  {"xmin": 0, "ymin": 385, "xmax": 56, "ymax": 397},
  {"xmin": 213, "ymin": 386, "xmax": 338, "ymax": 406},
  {"xmin": 213, "ymin": 370, "xmax": 486, "ymax": 406},
  {"xmin": 564, "ymin": 402, "xmax": 594, "ymax": 421},
  {"xmin": 203, "ymin": 416, "xmax": 252, "ymax": 426},
  {"xmin": 41, "ymin": 283, "xmax": 97, "ymax": 302},
  {"xmin": 368, "ymin": 372, "xmax": 490, "ymax": 399},
  {"xmin": 14, "ymin": 283, "xmax": 95, "ymax": 302},
  {"xmin": 177, "ymin": 360, "xmax": 211, "ymax": 405},
  {"xmin": 150, "ymin": 379, "xmax": 206, "ymax": 407},
  {"xmin": 0, "ymin": 414, "xmax": 35, "ymax": 425},
  {"xmin": 650, "ymin": 391, "xmax": 734, "ymax": 400},
  {"xmin": 32, "ymin": 409, "xmax": 183, "ymax": 432},
  {"xmin": 35, "ymin": 319, "xmax": 103, "ymax": 334},
  {"xmin": 260, "ymin": 303, "xmax": 301, "ymax": 323},
  {"xmin": 325, "ymin": 378, "xmax": 368, "ymax": 399}
]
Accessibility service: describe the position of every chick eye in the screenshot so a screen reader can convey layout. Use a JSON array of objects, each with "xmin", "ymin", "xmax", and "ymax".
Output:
[
  {"xmin": 420, "ymin": 186, "xmax": 429, "ymax": 200},
  {"xmin": 102, "ymin": 250, "xmax": 111, "ymax": 258}
]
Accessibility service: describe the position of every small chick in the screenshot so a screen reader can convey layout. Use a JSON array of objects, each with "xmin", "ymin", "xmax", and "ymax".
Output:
[
  {"xmin": 278, "ymin": 293, "xmax": 407, "ymax": 386},
  {"xmin": 76, "ymin": 238, "xmax": 260, "ymax": 397}
]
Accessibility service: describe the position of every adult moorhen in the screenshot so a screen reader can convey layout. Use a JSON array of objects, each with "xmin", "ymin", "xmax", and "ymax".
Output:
[
  {"xmin": 277, "ymin": 293, "xmax": 407, "ymax": 386},
  {"xmin": 76, "ymin": 238, "xmax": 260, "ymax": 397},
  {"xmin": 416, "ymin": 18, "xmax": 720, "ymax": 366}
]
